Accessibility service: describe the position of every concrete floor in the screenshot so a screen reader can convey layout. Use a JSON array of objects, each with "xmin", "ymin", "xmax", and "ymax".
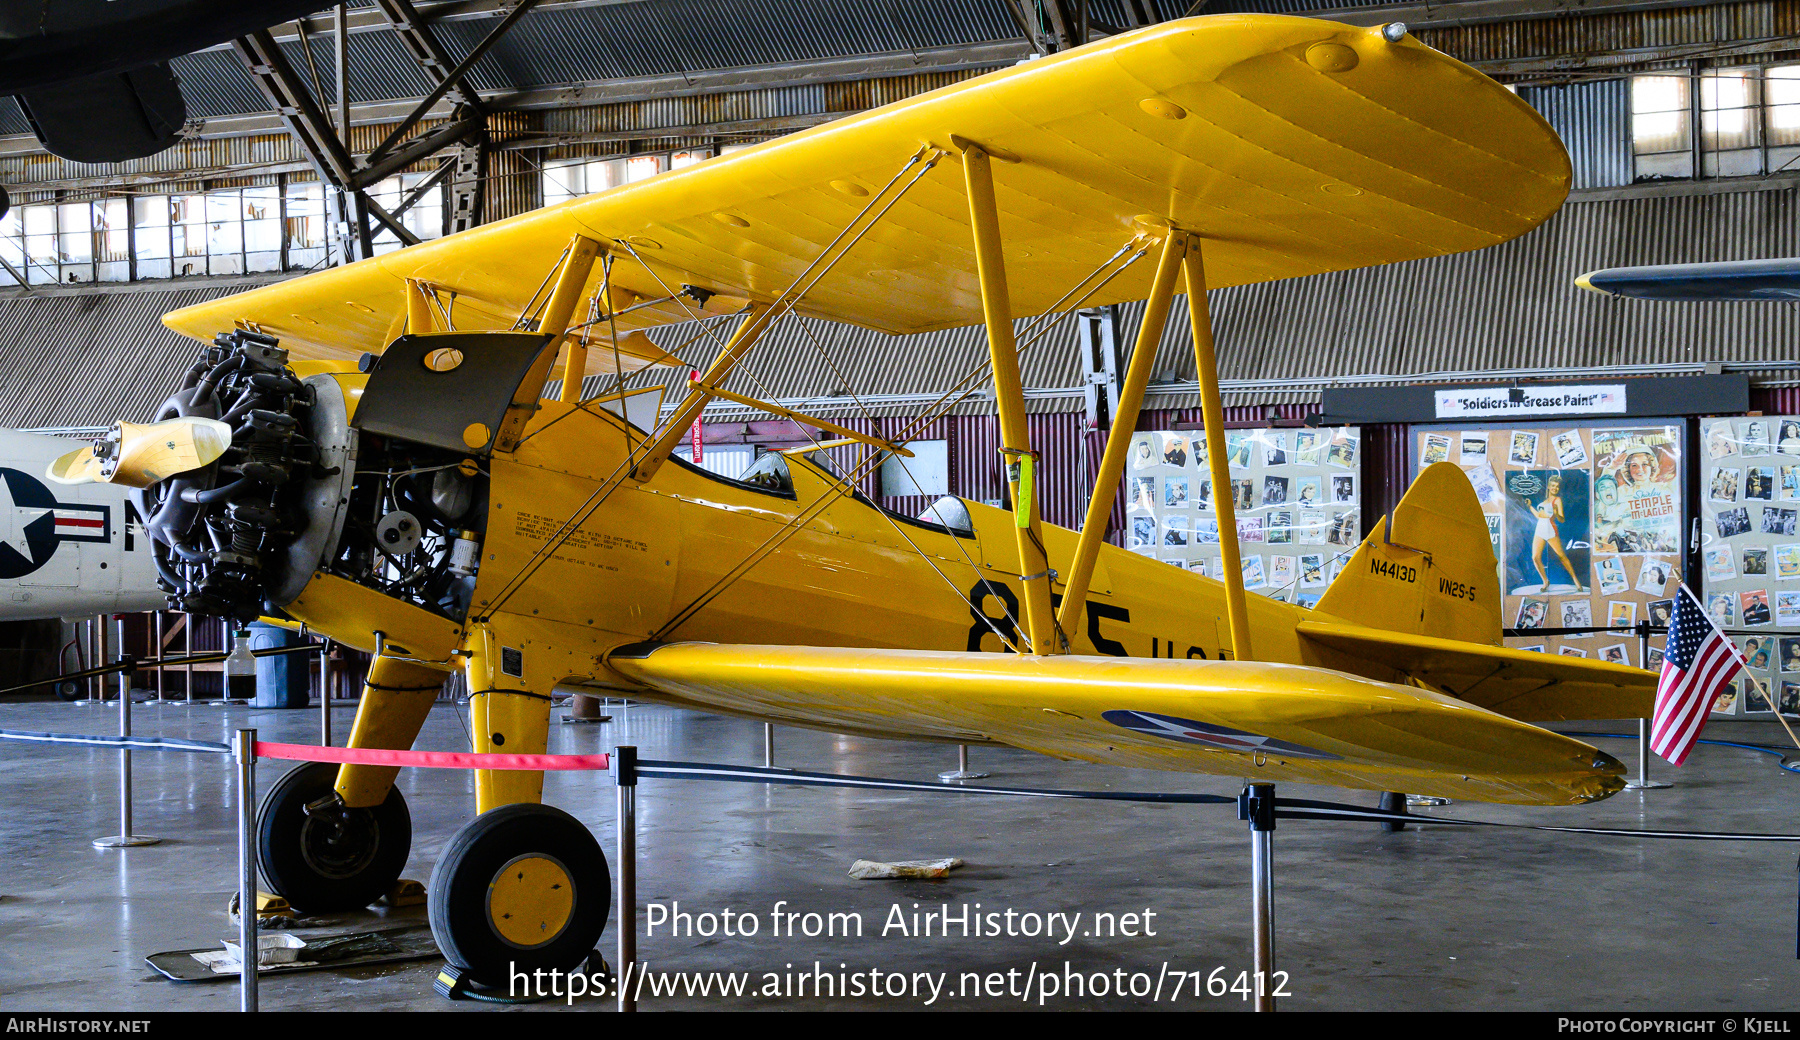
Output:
[{"xmin": 0, "ymin": 697, "xmax": 1795, "ymax": 1012}]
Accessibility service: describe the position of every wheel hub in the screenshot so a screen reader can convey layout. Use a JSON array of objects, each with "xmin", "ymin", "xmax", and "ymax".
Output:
[
  {"xmin": 486, "ymin": 854, "xmax": 574, "ymax": 949},
  {"xmin": 298, "ymin": 807, "xmax": 381, "ymax": 881}
]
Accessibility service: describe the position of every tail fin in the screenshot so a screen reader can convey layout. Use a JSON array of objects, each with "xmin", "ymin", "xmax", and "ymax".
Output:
[{"xmin": 1315, "ymin": 462, "xmax": 1502, "ymax": 645}]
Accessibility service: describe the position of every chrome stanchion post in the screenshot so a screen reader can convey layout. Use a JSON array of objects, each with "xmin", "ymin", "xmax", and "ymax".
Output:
[
  {"xmin": 95, "ymin": 617, "xmax": 158, "ymax": 849},
  {"xmin": 1239, "ymin": 783, "xmax": 1276, "ymax": 1013},
  {"xmin": 318, "ymin": 637, "xmax": 333, "ymax": 747},
  {"xmin": 938, "ymin": 743, "xmax": 990, "ymax": 782},
  {"xmin": 1627, "ymin": 620, "xmax": 1670, "ymax": 790},
  {"xmin": 614, "ymin": 745, "xmax": 637, "ymax": 1013},
  {"xmin": 763, "ymin": 722, "xmax": 774, "ymax": 769},
  {"xmin": 234, "ymin": 728, "xmax": 258, "ymax": 1013}
]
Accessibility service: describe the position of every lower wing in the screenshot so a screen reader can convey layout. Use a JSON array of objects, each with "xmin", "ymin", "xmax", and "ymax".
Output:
[{"xmin": 602, "ymin": 643, "xmax": 1624, "ymax": 806}]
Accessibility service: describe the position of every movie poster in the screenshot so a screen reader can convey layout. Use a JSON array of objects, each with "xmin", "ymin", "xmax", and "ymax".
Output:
[
  {"xmin": 1415, "ymin": 422, "xmax": 1685, "ymax": 667},
  {"xmin": 1130, "ymin": 425, "xmax": 1360, "ymax": 607}
]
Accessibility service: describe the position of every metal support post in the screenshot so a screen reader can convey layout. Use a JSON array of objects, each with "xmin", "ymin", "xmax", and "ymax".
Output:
[
  {"xmin": 1627, "ymin": 716, "xmax": 1672, "ymax": 790},
  {"xmin": 234, "ymin": 728, "xmax": 258, "ymax": 1012},
  {"xmin": 319, "ymin": 637, "xmax": 333, "ymax": 746},
  {"xmin": 938, "ymin": 744, "xmax": 990, "ymax": 782},
  {"xmin": 614, "ymin": 745, "xmax": 638, "ymax": 1013},
  {"xmin": 95, "ymin": 617, "xmax": 158, "ymax": 848},
  {"xmin": 763, "ymin": 722, "xmax": 774, "ymax": 769},
  {"xmin": 1238, "ymin": 783, "xmax": 1276, "ymax": 1012}
]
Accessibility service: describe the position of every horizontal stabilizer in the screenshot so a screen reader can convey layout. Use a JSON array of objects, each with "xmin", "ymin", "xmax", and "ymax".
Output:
[
  {"xmin": 1576, "ymin": 258, "xmax": 1800, "ymax": 302},
  {"xmin": 1296, "ymin": 619, "xmax": 1654, "ymax": 722},
  {"xmin": 605, "ymin": 641, "xmax": 1624, "ymax": 805}
]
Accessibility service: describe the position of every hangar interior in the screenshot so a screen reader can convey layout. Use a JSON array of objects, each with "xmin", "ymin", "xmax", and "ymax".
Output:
[{"xmin": 1, "ymin": 0, "xmax": 1798, "ymax": 1014}]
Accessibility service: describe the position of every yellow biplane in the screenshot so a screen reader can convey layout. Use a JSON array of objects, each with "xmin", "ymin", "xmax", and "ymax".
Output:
[{"xmin": 53, "ymin": 14, "xmax": 1651, "ymax": 986}]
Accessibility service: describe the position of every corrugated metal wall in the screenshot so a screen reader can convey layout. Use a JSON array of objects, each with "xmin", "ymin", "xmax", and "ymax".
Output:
[{"xmin": 1518, "ymin": 79, "xmax": 1633, "ymax": 190}]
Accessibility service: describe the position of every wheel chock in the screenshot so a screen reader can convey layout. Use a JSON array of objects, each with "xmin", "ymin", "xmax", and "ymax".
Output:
[{"xmin": 382, "ymin": 878, "xmax": 427, "ymax": 908}]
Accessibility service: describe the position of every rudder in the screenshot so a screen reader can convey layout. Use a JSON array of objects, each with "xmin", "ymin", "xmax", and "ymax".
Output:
[{"xmin": 1314, "ymin": 462, "xmax": 1502, "ymax": 645}]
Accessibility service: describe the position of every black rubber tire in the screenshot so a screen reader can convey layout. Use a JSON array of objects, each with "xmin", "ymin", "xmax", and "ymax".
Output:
[
  {"xmin": 428, "ymin": 803, "xmax": 610, "ymax": 987},
  {"xmin": 257, "ymin": 761, "xmax": 411, "ymax": 913}
]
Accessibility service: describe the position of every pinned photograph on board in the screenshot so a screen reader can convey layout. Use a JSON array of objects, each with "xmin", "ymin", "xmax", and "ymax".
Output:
[
  {"xmin": 1296, "ymin": 476, "xmax": 1323, "ymax": 507},
  {"xmin": 1598, "ymin": 644, "xmax": 1631, "ymax": 666},
  {"xmin": 1332, "ymin": 475, "xmax": 1356, "ymax": 504},
  {"xmin": 1592, "ymin": 427, "xmax": 1681, "ymax": 554},
  {"xmin": 1777, "ymin": 543, "xmax": 1800, "ymax": 580},
  {"xmin": 1130, "ymin": 475, "xmax": 1156, "ymax": 511},
  {"xmin": 1504, "ymin": 469, "xmax": 1589, "ymax": 594},
  {"xmin": 1780, "ymin": 419, "xmax": 1800, "ymax": 456},
  {"xmin": 1262, "ymin": 431, "xmax": 1286, "ymax": 467},
  {"xmin": 1131, "ymin": 434, "xmax": 1158, "ymax": 470},
  {"xmin": 1231, "ymin": 479, "xmax": 1255, "ymax": 512},
  {"xmin": 1608, "ymin": 599, "xmax": 1637, "ymax": 629},
  {"xmin": 1742, "ymin": 588, "xmax": 1772, "ymax": 626},
  {"xmin": 1510, "ymin": 430, "xmax": 1538, "ymax": 467},
  {"xmin": 1783, "ymin": 464, "xmax": 1800, "ymax": 501},
  {"xmin": 1767, "ymin": 509, "xmax": 1800, "ymax": 537},
  {"xmin": 1269, "ymin": 555, "xmax": 1295, "ymax": 589},
  {"xmin": 1782, "ymin": 681, "xmax": 1800, "ymax": 715},
  {"xmin": 1326, "ymin": 430, "xmax": 1358, "ymax": 469},
  {"xmin": 1263, "ymin": 475, "xmax": 1289, "ymax": 506},
  {"xmin": 1238, "ymin": 515, "xmax": 1266, "ymax": 543},
  {"xmin": 1745, "ymin": 420, "xmax": 1770, "ymax": 457},
  {"xmin": 1781, "ymin": 636, "xmax": 1800, "ymax": 674},
  {"xmin": 1647, "ymin": 598, "xmax": 1674, "ymax": 628},
  {"xmin": 1465, "ymin": 464, "xmax": 1503, "ymax": 506},
  {"xmin": 1745, "ymin": 677, "xmax": 1773, "ymax": 712},
  {"xmin": 1195, "ymin": 518, "xmax": 1220, "ymax": 544},
  {"xmin": 1241, "ymin": 555, "xmax": 1266, "ymax": 590},
  {"xmin": 1196, "ymin": 478, "xmax": 1213, "ymax": 510},
  {"xmin": 1515, "ymin": 597, "xmax": 1548, "ymax": 628},
  {"xmin": 1160, "ymin": 433, "xmax": 1190, "ymax": 468},
  {"xmin": 1553, "ymin": 430, "xmax": 1588, "ymax": 468},
  {"xmin": 1705, "ymin": 419, "xmax": 1738, "ymax": 460},
  {"xmin": 1704, "ymin": 544, "xmax": 1736, "ymax": 583},
  {"xmin": 1164, "ymin": 476, "xmax": 1190, "ymax": 508},
  {"xmin": 1329, "ymin": 512, "xmax": 1358, "ymax": 547},
  {"xmin": 1747, "ymin": 465, "xmax": 1776, "ymax": 501},
  {"xmin": 1561, "ymin": 600, "xmax": 1593, "ymax": 630},
  {"xmin": 1713, "ymin": 679, "xmax": 1739, "ymax": 715},
  {"xmin": 1299, "ymin": 553, "xmax": 1326, "ymax": 588},
  {"xmin": 1648, "ymin": 645, "xmax": 1665, "ymax": 671},
  {"xmin": 1300, "ymin": 510, "xmax": 1327, "ymax": 544},
  {"xmin": 1162, "ymin": 514, "xmax": 1188, "ymax": 546},
  {"xmin": 1460, "ymin": 434, "xmax": 1489, "ymax": 466},
  {"xmin": 1744, "ymin": 635, "xmax": 1773, "ymax": 671},
  {"xmin": 1716, "ymin": 506, "xmax": 1752, "ymax": 538},
  {"xmin": 1780, "ymin": 591, "xmax": 1800, "ymax": 627},
  {"xmin": 1710, "ymin": 467, "xmax": 1740, "ymax": 503},
  {"xmin": 1294, "ymin": 430, "xmax": 1321, "ymax": 466},
  {"xmin": 1559, "ymin": 645, "xmax": 1588, "ymax": 658},
  {"xmin": 1707, "ymin": 592, "xmax": 1737, "ymax": 627},
  {"xmin": 1744, "ymin": 546, "xmax": 1769, "ymax": 576},
  {"xmin": 1637, "ymin": 559, "xmax": 1673, "ymax": 594},
  {"xmin": 1131, "ymin": 515, "xmax": 1156, "ymax": 548},
  {"xmin": 1267, "ymin": 511, "xmax": 1293, "ymax": 544},
  {"xmin": 1225, "ymin": 433, "xmax": 1252, "ymax": 470},
  {"xmin": 1596, "ymin": 556, "xmax": 1628, "ymax": 596}
]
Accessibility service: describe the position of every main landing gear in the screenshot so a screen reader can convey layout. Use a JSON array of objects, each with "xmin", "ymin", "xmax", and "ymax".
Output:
[{"xmin": 258, "ymin": 764, "xmax": 611, "ymax": 989}]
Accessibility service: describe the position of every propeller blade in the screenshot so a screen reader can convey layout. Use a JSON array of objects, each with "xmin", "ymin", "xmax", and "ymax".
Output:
[{"xmin": 46, "ymin": 416, "xmax": 233, "ymax": 487}]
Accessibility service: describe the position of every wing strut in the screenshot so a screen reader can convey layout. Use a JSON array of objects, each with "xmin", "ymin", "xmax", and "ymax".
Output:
[
  {"xmin": 495, "ymin": 234, "xmax": 601, "ymax": 452},
  {"xmin": 1057, "ymin": 232, "xmax": 1188, "ymax": 638},
  {"xmin": 1184, "ymin": 240, "xmax": 1254, "ymax": 661},
  {"xmin": 962, "ymin": 139, "xmax": 1060, "ymax": 655}
]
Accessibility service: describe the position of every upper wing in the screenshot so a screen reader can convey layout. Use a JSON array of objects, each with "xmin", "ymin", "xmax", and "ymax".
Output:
[
  {"xmin": 1295, "ymin": 619, "xmax": 1655, "ymax": 722},
  {"xmin": 603, "ymin": 642, "xmax": 1623, "ymax": 806},
  {"xmin": 1576, "ymin": 258, "xmax": 1800, "ymax": 302},
  {"xmin": 162, "ymin": 14, "xmax": 1568, "ymax": 357}
]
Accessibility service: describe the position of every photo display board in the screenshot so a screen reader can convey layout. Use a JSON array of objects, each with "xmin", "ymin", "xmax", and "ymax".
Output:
[
  {"xmin": 1125, "ymin": 426, "xmax": 1362, "ymax": 607},
  {"xmin": 1697, "ymin": 415, "xmax": 1800, "ymax": 716},
  {"xmin": 1411, "ymin": 422, "xmax": 1685, "ymax": 669}
]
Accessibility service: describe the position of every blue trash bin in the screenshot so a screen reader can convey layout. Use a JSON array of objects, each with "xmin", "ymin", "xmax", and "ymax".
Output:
[{"xmin": 247, "ymin": 621, "xmax": 310, "ymax": 708}]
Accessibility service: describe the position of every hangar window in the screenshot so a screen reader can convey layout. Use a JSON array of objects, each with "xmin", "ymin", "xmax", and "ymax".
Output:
[
  {"xmin": 879, "ymin": 440, "xmax": 950, "ymax": 498},
  {"xmin": 1634, "ymin": 65, "xmax": 1800, "ymax": 180},
  {"xmin": 542, "ymin": 148, "xmax": 715, "ymax": 205}
]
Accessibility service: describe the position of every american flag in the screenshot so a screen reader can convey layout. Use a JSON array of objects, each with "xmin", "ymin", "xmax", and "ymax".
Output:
[{"xmin": 1651, "ymin": 585, "xmax": 1747, "ymax": 766}]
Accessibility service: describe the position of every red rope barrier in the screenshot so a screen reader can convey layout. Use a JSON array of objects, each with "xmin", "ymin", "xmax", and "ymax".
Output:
[{"xmin": 254, "ymin": 741, "xmax": 611, "ymax": 772}]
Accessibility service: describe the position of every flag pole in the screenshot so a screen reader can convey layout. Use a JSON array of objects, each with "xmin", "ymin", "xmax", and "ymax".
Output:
[{"xmin": 1741, "ymin": 671, "xmax": 1800, "ymax": 752}]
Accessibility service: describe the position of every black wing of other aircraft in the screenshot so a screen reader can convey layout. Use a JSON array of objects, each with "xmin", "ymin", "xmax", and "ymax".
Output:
[
  {"xmin": 1576, "ymin": 258, "xmax": 1800, "ymax": 302},
  {"xmin": 0, "ymin": 1, "xmax": 334, "ymax": 164}
]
